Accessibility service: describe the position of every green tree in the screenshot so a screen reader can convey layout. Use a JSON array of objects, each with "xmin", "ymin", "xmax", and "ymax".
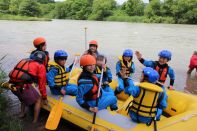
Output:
[
  {"xmin": 53, "ymin": 2, "xmax": 67, "ymax": 18},
  {"xmin": 9, "ymin": 0, "xmax": 22, "ymax": 15},
  {"xmin": 123, "ymin": 0, "xmax": 144, "ymax": 16},
  {"xmin": 0, "ymin": 0, "xmax": 10, "ymax": 13},
  {"xmin": 144, "ymin": 0, "xmax": 161, "ymax": 17},
  {"xmin": 89, "ymin": 0, "xmax": 116, "ymax": 20},
  {"xmin": 37, "ymin": 0, "xmax": 54, "ymax": 4},
  {"xmin": 19, "ymin": 0, "xmax": 41, "ymax": 16},
  {"xmin": 53, "ymin": 0, "xmax": 92, "ymax": 20},
  {"xmin": 39, "ymin": 3, "xmax": 55, "ymax": 16},
  {"xmin": 173, "ymin": 0, "xmax": 197, "ymax": 24}
]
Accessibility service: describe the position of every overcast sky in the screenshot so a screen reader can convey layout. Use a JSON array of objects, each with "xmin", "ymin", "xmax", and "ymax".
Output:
[{"xmin": 55, "ymin": 0, "xmax": 150, "ymax": 4}]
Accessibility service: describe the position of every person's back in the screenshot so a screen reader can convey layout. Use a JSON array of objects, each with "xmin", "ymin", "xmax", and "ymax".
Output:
[
  {"xmin": 126, "ymin": 67, "xmax": 167, "ymax": 124},
  {"xmin": 9, "ymin": 51, "xmax": 47, "ymax": 123}
]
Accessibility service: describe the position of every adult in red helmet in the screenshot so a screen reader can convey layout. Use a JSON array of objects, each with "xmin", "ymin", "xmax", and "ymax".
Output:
[
  {"xmin": 76, "ymin": 55, "xmax": 118, "ymax": 112},
  {"xmin": 83, "ymin": 40, "xmax": 100, "ymax": 58},
  {"xmin": 187, "ymin": 51, "xmax": 197, "ymax": 74},
  {"xmin": 30, "ymin": 37, "xmax": 50, "ymax": 70},
  {"xmin": 9, "ymin": 51, "xmax": 48, "ymax": 123}
]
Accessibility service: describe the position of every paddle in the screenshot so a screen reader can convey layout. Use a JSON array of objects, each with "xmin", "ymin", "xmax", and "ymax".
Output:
[
  {"xmin": 90, "ymin": 63, "xmax": 104, "ymax": 131},
  {"xmin": 84, "ymin": 27, "xmax": 87, "ymax": 50},
  {"xmin": 45, "ymin": 54, "xmax": 79, "ymax": 130}
]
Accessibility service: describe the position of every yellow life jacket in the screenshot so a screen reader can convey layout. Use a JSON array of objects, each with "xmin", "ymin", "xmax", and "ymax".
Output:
[
  {"xmin": 119, "ymin": 56, "xmax": 133, "ymax": 76},
  {"xmin": 48, "ymin": 61, "xmax": 69, "ymax": 86},
  {"xmin": 129, "ymin": 82, "xmax": 163, "ymax": 118},
  {"xmin": 95, "ymin": 66, "xmax": 107, "ymax": 74}
]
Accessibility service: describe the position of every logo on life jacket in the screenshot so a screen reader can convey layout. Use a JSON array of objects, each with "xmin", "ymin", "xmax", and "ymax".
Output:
[
  {"xmin": 9, "ymin": 59, "xmax": 34, "ymax": 84},
  {"xmin": 127, "ymin": 82, "xmax": 163, "ymax": 120},
  {"xmin": 48, "ymin": 61, "xmax": 69, "ymax": 87},
  {"xmin": 154, "ymin": 62, "xmax": 169, "ymax": 83}
]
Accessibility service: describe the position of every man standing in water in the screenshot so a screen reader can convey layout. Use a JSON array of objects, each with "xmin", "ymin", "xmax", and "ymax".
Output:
[
  {"xmin": 8, "ymin": 51, "xmax": 48, "ymax": 123},
  {"xmin": 187, "ymin": 51, "xmax": 197, "ymax": 74}
]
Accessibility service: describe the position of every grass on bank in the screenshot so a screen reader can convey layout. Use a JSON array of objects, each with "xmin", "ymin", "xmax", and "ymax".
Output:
[
  {"xmin": 0, "ymin": 94, "xmax": 23, "ymax": 131},
  {"xmin": 0, "ymin": 55, "xmax": 23, "ymax": 131},
  {"xmin": 106, "ymin": 10, "xmax": 176, "ymax": 24},
  {"xmin": 0, "ymin": 13, "xmax": 52, "ymax": 21}
]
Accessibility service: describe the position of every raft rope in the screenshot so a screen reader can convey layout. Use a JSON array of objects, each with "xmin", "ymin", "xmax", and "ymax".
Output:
[{"xmin": 158, "ymin": 113, "xmax": 197, "ymax": 130}]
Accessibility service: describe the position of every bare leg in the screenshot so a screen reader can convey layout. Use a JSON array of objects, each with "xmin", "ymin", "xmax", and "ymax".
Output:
[
  {"xmin": 33, "ymin": 97, "xmax": 41, "ymax": 123},
  {"xmin": 19, "ymin": 102, "xmax": 26, "ymax": 118},
  {"xmin": 187, "ymin": 68, "xmax": 194, "ymax": 74}
]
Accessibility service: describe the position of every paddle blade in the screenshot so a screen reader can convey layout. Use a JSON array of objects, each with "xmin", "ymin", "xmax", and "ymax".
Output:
[
  {"xmin": 45, "ymin": 98, "xmax": 63, "ymax": 130},
  {"xmin": 90, "ymin": 124, "xmax": 96, "ymax": 131}
]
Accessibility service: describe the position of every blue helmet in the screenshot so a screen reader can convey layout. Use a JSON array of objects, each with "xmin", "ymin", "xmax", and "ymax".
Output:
[
  {"xmin": 123, "ymin": 49, "xmax": 133, "ymax": 57},
  {"xmin": 143, "ymin": 67, "xmax": 159, "ymax": 83},
  {"xmin": 54, "ymin": 50, "xmax": 68, "ymax": 60},
  {"xmin": 158, "ymin": 50, "xmax": 172, "ymax": 60}
]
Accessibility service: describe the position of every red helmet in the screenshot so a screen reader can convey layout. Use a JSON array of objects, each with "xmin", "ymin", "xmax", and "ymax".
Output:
[
  {"xmin": 89, "ymin": 40, "xmax": 98, "ymax": 47},
  {"xmin": 80, "ymin": 55, "xmax": 96, "ymax": 66},
  {"xmin": 33, "ymin": 37, "xmax": 46, "ymax": 47}
]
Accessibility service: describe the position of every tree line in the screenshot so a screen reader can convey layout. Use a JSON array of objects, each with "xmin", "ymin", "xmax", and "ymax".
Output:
[{"xmin": 0, "ymin": 0, "xmax": 196, "ymax": 24}]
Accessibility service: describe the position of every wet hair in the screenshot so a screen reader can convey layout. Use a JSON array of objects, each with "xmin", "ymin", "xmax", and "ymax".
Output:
[
  {"xmin": 36, "ymin": 43, "xmax": 45, "ymax": 51},
  {"xmin": 193, "ymin": 51, "xmax": 197, "ymax": 56},
  {"xmin": 96, "ymin": 54, "xmax": 107, "ymax": 63}
]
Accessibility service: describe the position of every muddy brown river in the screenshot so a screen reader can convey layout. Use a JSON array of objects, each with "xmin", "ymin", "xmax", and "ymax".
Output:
[{"xmin": 0, "ymin": 19, "xmax": 197, "ymax": 130}]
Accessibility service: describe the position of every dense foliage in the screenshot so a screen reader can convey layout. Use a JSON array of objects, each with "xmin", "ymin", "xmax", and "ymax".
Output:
[{"xmin": 0, "ymin": 0, "xmax": 196, "ymax": 24}]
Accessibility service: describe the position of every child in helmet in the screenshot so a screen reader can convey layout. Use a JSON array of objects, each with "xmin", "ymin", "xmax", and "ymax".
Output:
[
  {"xmin": 126, "ymin": 67, "xmax": 167, "ymax": 124},
  {"xmin": 135, "ymin": 50, "xmax": 175, "ymax": 90},
  {"xmin": 83, "ymin": 40, "xmax": 100, "ymax": 58},
  {"xmin": 187, "ymin": 51, "xmax": 197, "ymax": 74},
  {"xmin": 47, "ymin": 50, "xmax": 78, "ymax": 96},
  {"xmin": 94, "ymin": 54, "xmax": 114, "ymax": 93},
  {"xmin": 76, "ymin": 55, "xmax": 118, "ymax": 113},
  {"xmin": 114, "ymin": 49, "xmax": 135, "ymax": 95},
  {"xmin": 30, "ymin": 37, "xmax": 50, "ymax": 69}
]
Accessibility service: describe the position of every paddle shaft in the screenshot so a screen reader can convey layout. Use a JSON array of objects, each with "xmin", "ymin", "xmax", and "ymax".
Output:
[
  {"xmin": 92, "ymin": 67, "xmax": 104, "ymax": 124},
  {"xmin": 84, "ymin": 27, "xmax": 87, "ymax": 50},
  {"xmin": 67, "ymin": 56, "xmax": 78, "ymax": 83},
  {"xmin": 154, "ymin": 117, "xmax": 158, "ymax": 131}
]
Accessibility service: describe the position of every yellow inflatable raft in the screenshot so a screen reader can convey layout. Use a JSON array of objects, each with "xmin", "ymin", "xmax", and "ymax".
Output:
[{"xmin": 42, "ymin": 68, "xmax": 197, "ymax": 131}]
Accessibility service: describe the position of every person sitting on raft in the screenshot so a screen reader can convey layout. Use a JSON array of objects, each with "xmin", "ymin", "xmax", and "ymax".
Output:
[
  {"xmin": 30, "ymin": 37, "xmax": 50, "ymax": 70},
  {"xmin": 76, "ymin": 55, "xmax": 118, "ymax": 113},
  {"xmin": 83, "ymin": 40, "xmax": 100, "ymax": 58},
  {"xmin": 47, "ymin": 50, "xmax": 78, "ymax": 96},
  {"xmin": 114, "ymin": 49, "xmax": 135, "ymax": 95},
  {"xmin": 135, "ymin": 50, "xmax": 175, "ymax": 90},
  {"xmin": 126, "ymin": 67, "xmax": 167, "ymax": 124},
  {"xmin": 8, "ymin": 51, "xmax": 48, "ymax": 123},
  {"xmin": 187, "ymin": 51, "xmax": 197, "ymax": 74},
  {"xmin": 94, "ymin": 54, "xmax": 114, "ymax": 93}
]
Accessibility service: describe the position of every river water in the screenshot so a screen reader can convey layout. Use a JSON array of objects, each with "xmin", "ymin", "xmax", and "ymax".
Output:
[{"xmin": 0, "ymin": 19, "xmax": 197, "ymax": 130}]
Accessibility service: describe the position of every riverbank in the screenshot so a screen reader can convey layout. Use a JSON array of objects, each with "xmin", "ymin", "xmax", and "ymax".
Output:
[
  {"xmin": 0, "ymin": 93, "xmax": 23, "ymax": 131},
  {"xmin": 106, "ymin": 15, "xmax": 175, "ymax": 24},
  {"xmin": 0, "ymin": 13, "xmax": 51, "ymax": 21}
]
